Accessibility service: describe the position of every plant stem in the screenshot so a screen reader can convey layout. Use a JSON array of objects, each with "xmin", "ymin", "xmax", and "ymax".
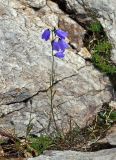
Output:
[
  {"xmin": 25, "ymin": 100, "xmax": 33, "ymax": 141},
  {"xmin": 50, "ymin": 30, "xmax": 58, "ymax": 132}
]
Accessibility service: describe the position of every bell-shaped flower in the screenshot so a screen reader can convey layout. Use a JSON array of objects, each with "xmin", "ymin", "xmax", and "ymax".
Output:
[
  {"xmin": 55, "ymin": 29, "xmax": 68, "ymax": 39},
  {"xmin": 52, "ymin": 39, "xmax": 69, "ymax": 52},
  {"xmin": 52, "ymin": 41, "xmax": 60, "ymax": 51},
  {"xmin": 42, "ymin": 29, "xmax": 50, "ymax": 41},
  {"xmin": 58, "ymin": 39, "xmax": 69, "ymax": 51},
  {"xmin": 52, "ymin": 39, "xmax": 69, "ymax": 59},
  {"xmin": 55, "ymin": 51, "xmax": 65, "ymax": 59}
]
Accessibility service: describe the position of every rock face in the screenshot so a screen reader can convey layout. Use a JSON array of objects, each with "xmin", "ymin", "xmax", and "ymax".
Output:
[
  {"xmin": 0, "ymin": 0, "xmax": 113, "ymax": 136},
  {"xmin": 106, "ymin": 124, "xmax": 116, "ymax": 146},
  {"xmin": 58, "ymin": 15, "xmax": 86, "ymax": 50},
  {"xmin": 57, "ymin": 0, "xmax": 116, "ymax": 64},
  {"xmin": 23, "ymin": 0, "xmax": 46, "ymax": 8},
  {"xmin": 28, "ymin": 149, "xmax": 116, "ymax": 160}
]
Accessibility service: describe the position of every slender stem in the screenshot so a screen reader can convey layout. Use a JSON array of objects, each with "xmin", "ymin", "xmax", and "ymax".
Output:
[
  {"xmin": 51, "ymin": 31, "xmax": 55, "ymax": 85},
  {"xmin": 50, "ymin": 30, "xmax": 58, "ymax": 132},
  {"xmin": 25, "ymin": 100, "xmax": 33, "ymax": 141}
]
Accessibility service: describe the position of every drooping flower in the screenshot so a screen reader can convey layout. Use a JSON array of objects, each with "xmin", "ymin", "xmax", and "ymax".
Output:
[
  {"xmin": 42, "ymin": 29, "xmax": 50, "ymax": 41},
  {"xmin": 52, "ymin": 39, "xmax": 69, "ymax": 51},
  {"xmin": 41, "ymin": 28, "xmax": 69, "ymax": 59},
  {"xmin": 55, "ymin": 51, "xmax": 65, "ymax": 59},
  {"xmin": 55, "ymin": 29, "xmax": 68, "ymax": 39},
  {"xmin": 58, "ymin": 39, "xmax": 69, "ymax": 51},
  {"xmin": 52, "ymin": 41, "xmax": 60, "ymax": 51}
]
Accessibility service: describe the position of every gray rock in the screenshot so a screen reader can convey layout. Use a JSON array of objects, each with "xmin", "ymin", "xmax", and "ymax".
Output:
[
  {"xmin": 47, "ymin": 1, "xmax": 63, "ymax": 14},
  {"xmin": 24, "ymin": 0, "xmax": 46, "ymax": 9},
  {"xmin": 28, "ymin": 149, "xmax": 116, "ymax": 160},
  {"xmin": 59, "ymin": 15, "xmax": 86, "ymax": 50},
  {"xmin": 0, "ymin": 0, "xmax": 113, "ymax": 136},
  {"xmin": 106, "ymin": 124, "xmax": 116, "ymax": 146},
  {"xmin": 37, "ymin": 5, "xmax": 59, "ymax": 28},
  {"xmin": 109, "ymin": 101, "xmax": 116, "ymax": 110},
  {"xmin": 78, "ymin": 47, "xmax": 92, "ymax": 59},
  {"xmin": 97, "ymin": 124, "xmax": 116, "ymax": 146}
]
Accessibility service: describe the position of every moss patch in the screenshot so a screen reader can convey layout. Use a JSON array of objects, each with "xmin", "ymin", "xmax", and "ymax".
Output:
[
  {"xmin": 28, "ymin": 135, "xmax": 53, "ymax": 155},
  {"xmin": 88, "ymin": 21, "xmax": 103, "ymax": 33},
  {"xmin": 84, "ymin": 21, "xmax": 116, "ymax": 76}
]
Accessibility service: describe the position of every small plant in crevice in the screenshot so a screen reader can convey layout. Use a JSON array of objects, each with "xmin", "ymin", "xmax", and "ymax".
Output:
[
  {"xmin": 94, "ymin": 41, "xmax": 112, "ymax": 57},
  {"xmin": 92, "ymin": 53, "xmax": 116, "ymax": 74},
  {"xmin": 92, "ymin": 39, "xmax": 116, "ymax": 75},
  {"xmin": 28, "ymin": 135, "xmax": 53, "ymax": 155},
  {"xmin": 88, "ymin": 21, "xmax": 103, "ymax": 33},
  {"xmin": 84, "ymin": 20, "xmax": 116, "ymax": 76},
  {"xmin": 97, "ymin": 104, "xmax": 116, "ymax": 125},
  {"xmin": 49, "ymin": 104, "xmax": 116, "ymax": 152},
  {"xmin": 0, "ymin": 128, "xmax": 52, "ymax": 157}
]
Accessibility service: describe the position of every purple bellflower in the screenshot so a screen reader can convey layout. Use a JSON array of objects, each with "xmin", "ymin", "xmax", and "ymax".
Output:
[
  {"xmin": 58, "ymin": 39, "xmax": 69, "ymax": 51},
  {"xmin": 52, "ymin": 39, "xmax": 69, "ymax": 52},
  {"xmin": 42, "ymin": 29, "xmax": 50, "ymax": 41},
  {"xmin": 42, "ymin": 28, "xmax": 69, "ymax": 59},
  {"xmin": 55, "ymin": 51, "xmax": 65, "ymax": 59},
  {"xmin": 55, "ymin": 29, "xmax": 68, "ymax": 39},
  {"xmin": 52, "ymin": 41, "xmax": 60, "ymax": 51},
  {"xmin": 52, "ymin": 39, "xmax": 69, "ymax": 59}
]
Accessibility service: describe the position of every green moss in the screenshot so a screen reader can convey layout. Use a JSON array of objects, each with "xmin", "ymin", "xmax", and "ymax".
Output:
[
  {"xmin": 87, "ymin": 21, "xmax": 116, "ymax": 75},
  {"xmin": 88, "ymin": 21, "xmax": 103, "ymax": 33},
  {"xmin": 92, "ymin": 52, "xmax": 116, "ymax": 74},
  {"xmin": 93, "ymin": 40, "xmax": 112, "ymax": 69},
  {"xmin": 109, "ymin": 111, "xmax": 116, "ymax": 121},
  {"xmin": 94, "ymin": 41, "xmax": 112, "ymax": 56},
  {"xmin": 28, "ymin": 136, "xmax": 53, "ymax": 155},
  {"xmin": 0, "ymin": 140, "xmax": 5, "ymax": 145}
]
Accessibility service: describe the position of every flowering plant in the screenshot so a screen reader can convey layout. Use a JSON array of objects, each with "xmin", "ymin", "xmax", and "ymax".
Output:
[
  {"xmin": 42, "ymin": 28, "xmax": 69, "ymax": 58},
  {"xmin": 41, "ymin": 28, "xmax": 69, "ymax": 131}
]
